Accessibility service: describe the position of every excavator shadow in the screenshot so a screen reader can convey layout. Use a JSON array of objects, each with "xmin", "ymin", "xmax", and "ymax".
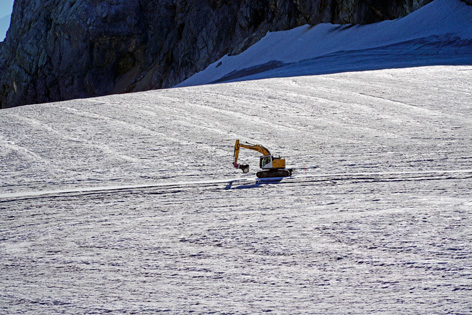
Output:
[{"xmin": 225, "ymin": 177, "xmax": 284, "ymax": 190}]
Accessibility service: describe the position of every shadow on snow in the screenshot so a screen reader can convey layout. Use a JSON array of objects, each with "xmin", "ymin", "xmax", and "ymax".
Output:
[
  {"xmin": 225, "ymin": 177, "xmax": 284, "ymax": 190},
  {"xmin": 211, "ymin": 36, "xmax": 472, "ymax": 85}
]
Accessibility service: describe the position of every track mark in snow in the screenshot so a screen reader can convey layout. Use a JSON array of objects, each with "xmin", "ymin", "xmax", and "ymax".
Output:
[
  {"xmin": 0, "ymin": 134, "xmax": 46, "ymax": 162},
  {"xmin": 1, "ymin": 169, "xmax": 471, "ymax": 202}
]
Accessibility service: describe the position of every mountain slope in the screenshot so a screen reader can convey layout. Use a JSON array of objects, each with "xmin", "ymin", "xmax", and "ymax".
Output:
[
  {"xmin": 0, "ymin": 0, "xmax": 431, "ymax": 108},
  {"xmin": 180, "ymin": 0, "xmax": 472, "ymax": 86}
]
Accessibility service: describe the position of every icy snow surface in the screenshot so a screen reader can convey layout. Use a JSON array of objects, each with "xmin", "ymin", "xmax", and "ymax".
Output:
[{"xmin": 1, "ymin": 0, "xmax": 472, "ymax": 314}]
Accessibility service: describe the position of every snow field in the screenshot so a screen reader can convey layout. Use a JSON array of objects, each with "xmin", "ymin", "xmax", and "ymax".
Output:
[{"xmin": 1, "ymin": 65, "xmax": 472, "ymax": 314}]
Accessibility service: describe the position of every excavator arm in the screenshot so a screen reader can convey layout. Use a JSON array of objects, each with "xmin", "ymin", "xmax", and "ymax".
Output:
[
  {"xmin": 233, "ymin": 139, "xmax": 271, "ymax": 173},
  {"xmin": 234, "ymin": 140, "xmax": 271, "ymax": 162}
]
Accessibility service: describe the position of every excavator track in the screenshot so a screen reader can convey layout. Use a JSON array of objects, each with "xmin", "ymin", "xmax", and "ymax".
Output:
[{"xmin": 256, "ymin": 169, "xmax": 292, "ymax": 178}]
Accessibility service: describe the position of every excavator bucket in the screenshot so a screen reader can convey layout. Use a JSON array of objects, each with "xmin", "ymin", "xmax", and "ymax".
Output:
[
  {"xmin": 240, "ymin": 164, "xmax": 250, "ymax": 173},
  {"xmin": 234, "ymin": 162, "xmax": 250, "ymax": 173}
]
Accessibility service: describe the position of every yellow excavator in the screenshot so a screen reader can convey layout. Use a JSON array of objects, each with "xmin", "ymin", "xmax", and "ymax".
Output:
[{"xmin": 233, "ymin": 139, "xmax": 292, "ymax": 178}]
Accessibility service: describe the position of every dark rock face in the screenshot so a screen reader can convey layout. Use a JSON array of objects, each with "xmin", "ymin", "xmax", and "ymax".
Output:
[{"xmin": 0, "ymin": 0, "xmax": 432, "ymax": 108}]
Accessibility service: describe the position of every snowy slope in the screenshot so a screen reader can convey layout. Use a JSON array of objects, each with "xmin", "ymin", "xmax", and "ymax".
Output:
[
  {"xmin": 1, "ymin": 0, "xmax": 472, "ymax": 314},
  {"xmin": 1, "ymin": 66, "xmax": 472, "ymax": 315},
  {"xmin": 179, "ymin": 0, "xmax": 472, "ymax": 86}
]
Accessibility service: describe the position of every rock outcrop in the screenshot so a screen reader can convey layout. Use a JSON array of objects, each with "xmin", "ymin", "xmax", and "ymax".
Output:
[{"xmin": 0, "ymin": 0, "xmax": 432, "ymax": 108}]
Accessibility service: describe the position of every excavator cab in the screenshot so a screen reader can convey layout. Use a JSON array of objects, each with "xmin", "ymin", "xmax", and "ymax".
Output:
[
  {"xmin": 260, "ymin": 156, "xmax": 272, "ymax": 169},
  {"xmin": 259, "ymin": 155, "xmax": 286, "ymax": 169}
]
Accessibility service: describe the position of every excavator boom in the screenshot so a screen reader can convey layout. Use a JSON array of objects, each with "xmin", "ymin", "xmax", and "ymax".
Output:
[{"xmin": 234, "ymin": 139, "xmax": 271, "ymax": 163}]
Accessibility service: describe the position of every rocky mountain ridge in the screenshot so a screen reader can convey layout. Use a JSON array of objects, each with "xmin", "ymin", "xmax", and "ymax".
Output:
[{"xmin": 0, "ymin": 0, "xmax": 434, "ymax": 108}]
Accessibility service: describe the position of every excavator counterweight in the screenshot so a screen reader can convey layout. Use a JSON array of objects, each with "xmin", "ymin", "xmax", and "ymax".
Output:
[{"xmin": 233, "ymin": 139, "xmax": 292, "ymax": 178}]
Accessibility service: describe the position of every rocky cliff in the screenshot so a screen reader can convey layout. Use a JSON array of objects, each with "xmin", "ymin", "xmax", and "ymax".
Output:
[{"xmin": 0, "ymin": 0, "xmax": 432, "ymax": 108}]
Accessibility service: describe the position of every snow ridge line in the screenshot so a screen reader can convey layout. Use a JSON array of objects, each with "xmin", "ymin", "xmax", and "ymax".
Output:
[{"xmin": 1, "ymin": 169, "xmax": 471, "ymax": 203}]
